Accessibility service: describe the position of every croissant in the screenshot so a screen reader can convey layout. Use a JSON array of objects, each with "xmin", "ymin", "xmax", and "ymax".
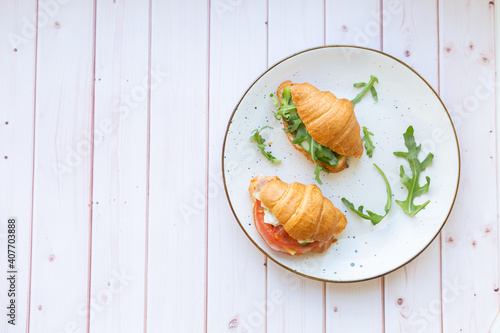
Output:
[
  {"xmin": 249, "ymin": 175, "xmax": 347, "ymax": 255},
  {"xmin": 277, "ymin": 81, "xmax": 363, "ymax": 172}
]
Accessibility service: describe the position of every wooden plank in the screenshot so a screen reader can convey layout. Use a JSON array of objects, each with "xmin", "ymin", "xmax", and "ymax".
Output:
[
  {"xmin": 384, "ymin": 242, "xmax": 441, "ymax": 333},
  {"xmin": 268, "ymin": 0, "xmax": 324, "ymax": 63},
  {"xmin": 266, "ymin": 1, "xmax": 325, "ymax": 332},
  {"xmin": 267, "ymin": 261, "xmax": 324, "ymax": 333},
  {"xmin": 326, "ymin": 279, "xmax": 384, "ymax": 332},
  {"xmin": 326, "ymin": 0, "xmax": 381, "ymax": 50},
  {"xmin": 207, "ymin": 0, "xmax": 268, "ymax": 332},
  {"xmin": 88, "ymin": 0, "xmax": 149, "ymax": 332},
  {"xmin": 382, "ymin": 1, "xmax": 442, "ymax": 332},
  {"xmin": 493, "ymin": 2, "xmax": 500, "ymax": 331},
  {"xmin": 382, "ymin": 0, "xmax": 439, "ymax": 90},
  {"xmin": 28, "ymin": 1, "xmax": 96, "ymax": 332},
  {"xmin": 439, "ymin": 0, "xmax": 498, "ymax": 332},
  {"xmin": 146, "ymin": 0, "xmax": 208, "ymax": 332},
  {"xmin": 325, "ymin": 1, "xmax": 384, "ymax": 332},
  {"xmin": 0, "ymin": 1, "xmax": 37, "ymax": 332}
]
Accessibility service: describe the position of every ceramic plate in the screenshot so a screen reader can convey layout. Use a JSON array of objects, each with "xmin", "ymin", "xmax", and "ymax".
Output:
[{"xmin": 222, "ymin": 46, "xmax": 460, "ymax": 282}]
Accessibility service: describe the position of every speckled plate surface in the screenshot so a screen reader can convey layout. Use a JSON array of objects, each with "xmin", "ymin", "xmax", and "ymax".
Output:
[{"xmin": 222, "ymin": 46, "xmax": 460, "ymax": 282}]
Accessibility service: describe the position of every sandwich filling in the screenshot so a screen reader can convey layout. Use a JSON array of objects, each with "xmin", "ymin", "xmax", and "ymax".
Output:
[
  {"xmin": 254, "ymin": 191, "xmax": 280, "ymax": 227},
  {"xmin": 253, "ymin": 200, "xmax": 320, "ymax": 255},
  {"xmin": 252, "ymin": 176, "xmax": 320, "ymax": 256},
  {"xmin": 272, "ymin": 87, "xmax": 343, "ymax": 184},
  {"xmin": 252, "ymin": 187, "xmax": 281, "ymax": 227}
]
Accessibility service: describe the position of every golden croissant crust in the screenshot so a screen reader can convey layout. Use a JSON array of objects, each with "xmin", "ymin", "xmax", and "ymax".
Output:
[
  {"xmin": 258, "ymin": 178, "xmax": 347, "ymax": 242},
  {"xmin": 277, "ymin": 80, "xmax": 363, "ymax": 158}
]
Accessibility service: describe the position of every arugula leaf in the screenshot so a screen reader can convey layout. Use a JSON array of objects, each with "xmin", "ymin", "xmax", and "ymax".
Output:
[
  {"xmin": 270, "ymin": 88, "xmax": 297, "ymax": 121},
  {"xmin": 393, "ymin": 126, "xmax": 434, "ymax": 216},
  {"xmin": 308, "ymin": 136, "xmax": 327, "ymax": 185},
  {"xmin": 286, "ymin": 113, "xmax": 303, "ymax": 132},
  {"xmin": 342, "ymin": 163, "xmax": 392, "ymax": 225},
  {"xmin": 351, "ymin": 75, "xmax": 379, "ymax": 106},
  {"xmin": 270, "ymin": 93, "xmax": 280, "ymax": 108},
  {"xmin": 271, "ymin": 88, "xmax": 342, "ymax": 184},
  {"xmin": 314, "ymin": 143, "xmax": 338, "ymax": 167},
  {"xmin": 314, "ymin": 164, "xmax": 328, "ymax": 185},
  {"xmin": 361, "ymin": 127, "xmax": 375, "ymax": 157},
  {"xmin": 370, "ymin": 86, "xmax": 378, "ymax": 101},
  {"xmin": 250, "ymin": 126, "xmax": 281, "ymax": 164}
]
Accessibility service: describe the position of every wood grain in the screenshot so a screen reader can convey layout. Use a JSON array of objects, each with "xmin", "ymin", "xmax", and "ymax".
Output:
[
  {"xmin": 326, "ymin": 279, "xmax": 384, "ymax": 332},
  {"xmin": 207, "ymin": 1, "xmax": 268, "ymax": 332},
  {"xmin": 326, "ymin": 0, "xmax": 381, "ymax": 50},
  {"xmin": 147, "ymin": 0, "xmax": 208, "ymax": 332},
  {"xmin": 494, "ymin": 1, "xmax": 500, "ymax": 331},
  {"xmin": 89, "ymin": 0, "xmax": 149, "ymax": 332},
  {"xmin": 439, "ymin": 0, "xmax": 498, "ymax": 331},
  {"xmin": 28, "ymin": 1, "xmax": 96, "ymax": 331},
  {"xmin": 0, "ymin": 1, "xmax": 37, "ymax": 332}
]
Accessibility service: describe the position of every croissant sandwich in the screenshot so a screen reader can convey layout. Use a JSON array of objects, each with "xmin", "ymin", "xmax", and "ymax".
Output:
[
  {"xmin": 249, "ymin": 175, "xmax": 347, "ymax": 255},
  {"xmin": 272, "ymin": 81, "xmax": 364, "ymax": 182}
]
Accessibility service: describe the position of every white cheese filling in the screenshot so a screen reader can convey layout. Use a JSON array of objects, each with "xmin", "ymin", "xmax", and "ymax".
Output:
[
  {"xmin": 263, "ymin": 207, "xmax": 280, "ymax": 227},
  {"xmin": 254, "ymin": 188, "xmax": 314, "ymax": 245},
  {"xmin": 254, "ymin": 189, "xmax": 281, "ymax": 227},
  {"xmin": 253, "ymin": 190, "xmax": 260, "ymax": 201}
]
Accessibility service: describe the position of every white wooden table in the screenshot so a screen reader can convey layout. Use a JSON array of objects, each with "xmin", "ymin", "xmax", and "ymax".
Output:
[{"xmin": 0, "ymin": 1, "xmax": 498, "ymax": 332}]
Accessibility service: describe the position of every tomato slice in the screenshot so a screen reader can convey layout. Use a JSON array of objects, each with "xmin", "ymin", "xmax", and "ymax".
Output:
[{"xmin": 253, "ymin": 200, "xmax": 319, "ymax": 255}]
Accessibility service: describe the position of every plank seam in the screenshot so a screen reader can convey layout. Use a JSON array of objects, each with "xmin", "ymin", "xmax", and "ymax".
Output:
[
  {"xmin": 85, "ymin": 0, "xmax": 98, "ymax": 331},
  {"xmin": 436, "ymin": 0, "xmax": 441, "ymax": 97},
  {"xmin": 204, "ymin": 0, "xmax": 211, "ymax": 332},
  {"xmin": 143, "ymin": 0, "xmax": 153, "ymax": 331},
  {"xmin": 379, "ymin": 0, "xmax": 383, "ymax": 51},
  {"xmin": 381, "ymin": 277, "xmax": 386, "ymax": 332},
  {"xmin": 495, "ymin": 0, "xmax": 500, "ymax": 318},
  {"xmin": 323, "ymin": 0, "xmax": 326, "ymax": 46},
  {"xmin": 380, "ymin": 1, "xmax": 385, "ymax": 331},
  {"xmin": 265, "ymin": 1, "xmax": 269, "ymax": 332},
  {"xmin": 436, "ymin": 1, "xmax": 444, "ymax": 332},
  {"xmin": 322, "ymin": 283, "xmax": 326, "ymax": 333},
  {"xmin": 26, "ymin": 0, "xmax": 40, "ymax": 331},
  {"xmin": 322, "ymin": 2, "xmax": 327, "ymax": 332}
]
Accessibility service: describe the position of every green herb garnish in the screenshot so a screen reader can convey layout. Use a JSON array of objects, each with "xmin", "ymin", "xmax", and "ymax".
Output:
[
  {"xmin": 342, "ymin": 163, "xmax": 392, "ymax": 225},
  {"xmin": 393, "ymin": 126, "xmax": 434, "ymax": 216},
  {"xmin": 250, "ymin": 126, "xmax": 281, "ymax": 164},
  {"xmin": 271, "ymin": 89, "xmax": 297, "ymax": 122},
  {"xmin": 351, "ymin": 75, "xmax": 379, "ymax": 106},
  {"xmin": 271, "ymin": 88, "xmax": 341, "ymax": 185},
  {"xmin": 361, "ymin": 127, "xmax": 375, "ymax": 157}
]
